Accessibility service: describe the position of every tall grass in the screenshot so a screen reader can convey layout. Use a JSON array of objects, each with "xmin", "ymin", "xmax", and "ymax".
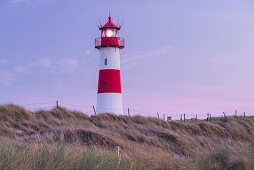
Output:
[
  {"xmin": 0, "ymin": 141, "xmax": 139, "ymax": 170},
  {"xmin": 1, "ymin": 140, "xmax": 254, "ymax": 169},
  {"xmin": 194, "ymin": 142, "xmax": 254, "ymax": 170},
  {"xmin": 1, "ymin": 104, "xmax": 254, "ymax": 169}
]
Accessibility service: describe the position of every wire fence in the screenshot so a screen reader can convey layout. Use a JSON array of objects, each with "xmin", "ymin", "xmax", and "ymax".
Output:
[{"xmin": 1, "ymin": 100, "xmax": 252, "ymax": 121}]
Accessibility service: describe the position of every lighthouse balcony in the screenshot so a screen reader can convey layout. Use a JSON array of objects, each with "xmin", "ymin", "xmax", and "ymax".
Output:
[{"xmin": 95, "ymin": 37, "xmax": 125, "ymax": 49}]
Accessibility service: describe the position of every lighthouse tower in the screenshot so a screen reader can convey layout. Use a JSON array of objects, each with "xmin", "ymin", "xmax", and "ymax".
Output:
[{"xmin": 95, "ymin": 15, "xmax": 125, "ymax": 115}]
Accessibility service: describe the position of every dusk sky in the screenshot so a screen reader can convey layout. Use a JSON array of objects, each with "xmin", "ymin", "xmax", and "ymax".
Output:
[{"xmin": 0, "ymin": 0, "xmax": 254, "ymax": 119}]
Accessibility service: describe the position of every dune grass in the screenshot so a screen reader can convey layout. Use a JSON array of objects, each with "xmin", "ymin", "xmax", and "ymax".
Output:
[
  {"xmin": 1, "ymin": 140, "xmax": 254, "ymax": 170},
  {"xmin": 0, "ymin": 140, "xmax": 132, "ymax": 170},
  {"xmin": 1, "ymin": 104, "xmax": 254, "ymax": 169}
]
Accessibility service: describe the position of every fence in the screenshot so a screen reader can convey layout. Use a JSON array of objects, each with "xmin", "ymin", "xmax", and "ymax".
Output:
[{"xmin": 2, "ymin": 100, "xmax": 251, "ymax": 121}]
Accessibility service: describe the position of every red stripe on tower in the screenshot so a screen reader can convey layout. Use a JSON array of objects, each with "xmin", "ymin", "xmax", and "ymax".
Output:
[{"xmin": 98, "ymin": 69, "xmax": 121, "ymax": 93}]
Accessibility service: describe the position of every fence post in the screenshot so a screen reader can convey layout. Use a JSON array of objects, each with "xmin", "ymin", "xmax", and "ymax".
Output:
[
  {"xmin": 93, "ymin": 105, "xmax": 97, "ymax": 115},
  {"xmin": 210, "ymin": 114, "xmax": 212, "ymax": 121},
  {"xmin": 128, "ymin": 108, "xmax": 130, "ymax": 117},
  {"xmin": 157, "ymin": 112, "xmax": 159, "ymax": 119},
  {"xmin": 117, "ymin": 145, "xmax": 120, "ymax": 158},
  {"xmin": 196, "ymin": 114, "xmax": 197, "ymax": 120},
  {"xmin": 235, "ymin": 109, "xmax": 237, "ymax": 116},
  {"xmin": 207, "ymin": 113, "xmax": 209, "ymax": 121},
  {"xmin": 163, "ymin": 114, "xmax": 165, "ymax": 120},
  {"xmin": 244, "ymin": 112, "xmax": 246, "ymax": 118},
  {"xmin": 180, "ymin": 114, "xmax": 182, "ymax": 121},
  {"xmin": 184, "ymin": 114, "xmax": 186, "ymax": 122},
  {"xmin": 223, "ymin": 112, "xmax": 227, "ymax": 120},
  {"xmin": 56, "ymin": 100, "xmax": 59, "ymax": 108}
]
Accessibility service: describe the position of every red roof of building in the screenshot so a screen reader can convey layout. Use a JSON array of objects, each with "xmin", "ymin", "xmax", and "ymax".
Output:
[{"xmin": 99, "ymin": 16, "xmax": 120, "ymax": 30}]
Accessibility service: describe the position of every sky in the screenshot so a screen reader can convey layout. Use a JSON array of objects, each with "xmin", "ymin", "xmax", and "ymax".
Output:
[{"xmin": 0, "ymin": 0, "xmax": 254, "ymax": 119}]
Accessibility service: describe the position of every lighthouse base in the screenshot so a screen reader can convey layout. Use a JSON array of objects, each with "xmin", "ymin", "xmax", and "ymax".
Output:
[{"xmin": 96, "ymin": 93, "xmax": 123, "ymax": 115}]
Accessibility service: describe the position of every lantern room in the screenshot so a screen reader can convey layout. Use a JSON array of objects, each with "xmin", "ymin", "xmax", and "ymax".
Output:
[
  {"xmin": 95, "ymin": 16, "xmax": 125, "ymax": 49},
  {"xmin": 100, "ymin": 16, "xmax": 120, "ymax": 38}
]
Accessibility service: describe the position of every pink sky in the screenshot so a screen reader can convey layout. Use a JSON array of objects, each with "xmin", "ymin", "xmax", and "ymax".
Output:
[{"xmin": 0, "ymin": 0, "xmax": 254, "ymax": 119}]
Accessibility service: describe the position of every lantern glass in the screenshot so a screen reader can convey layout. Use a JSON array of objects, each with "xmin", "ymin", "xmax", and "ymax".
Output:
[
  {"xmin": 101, "ymin": 30, "xmax": 106, "ymax": 37},
  {"xmin": 106, "ymin": 29, "xmax": 114, "ymax": 37},
  {"xmin": 102, "ymin": 29, "xmax": 118, "ymax": 37}
]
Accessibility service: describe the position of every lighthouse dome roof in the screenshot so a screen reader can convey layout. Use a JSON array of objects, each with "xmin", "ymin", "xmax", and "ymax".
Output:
[{"xmin": 99, "ymin": 16, "xmax": 120, "ymax": 30}]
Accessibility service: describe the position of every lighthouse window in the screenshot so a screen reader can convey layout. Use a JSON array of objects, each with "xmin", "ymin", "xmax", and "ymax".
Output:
[
  {"xmin": 104, "ymin": 59, "xmax": 107, "ymax": 65},
  {"xmin": 104, "ymin": 82, "xmax": 107, "ymax": 89}
]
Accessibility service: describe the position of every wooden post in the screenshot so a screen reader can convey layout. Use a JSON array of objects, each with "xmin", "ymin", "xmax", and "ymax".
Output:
[
  {"xmin": 157, "ymin": 112, "xmax": 159, "ymax": 119},
  {"xmin": 223, "ymin": 112, "xmax": 226, "ymax": 118},
  {"xmin": 180, "ymin": 114, "xmax": 182, "ymax": 121},
  {"xmin": 117, "ymin": 146, "xmax": 120, "ymax": 158},
  {"xmin": 56, "ymin": 100, "xmax": 59, "ymax": 108},
  {"xmin": 196, "ymin": 114, "xmax": 197, "ymax": 121},
  {"xmin": 163, "ymin": 114, "xmax": 165, "ymax": 120},
  {"xmin": 235, "ymin": 109, "xmax": 237, "ymax": 116},
  {"xmin": 207, "ymin": 113, "xmax": 209, "ymax": 121},
  {"xmin": 93, "ymin": 105, "xmax": 97, "ymax": 115},
  {"xmin": 117, "ymin": 145, "xmax": 121, "ymax": 163},
  {"xmin": 223, "ymin": 112, "xmax": 226, "ymax": 121},
  {"xmin": 244, "ymin": 112, "xmax": 246, "ymax": 118},
  {"xmin": 184, "ymin": 114, "xmax": 185, "ymax": 122},
  {"xmin": 210, "ymin": 114, "xmax": 212, "ymax": 121},
  {"xmin": 128, "ymin": 108, "xmax": 130, "ymax": 116}
]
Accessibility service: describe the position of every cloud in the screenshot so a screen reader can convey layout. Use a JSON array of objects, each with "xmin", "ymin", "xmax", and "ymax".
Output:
[
  {"xmin": 58, "ymin": 58, "xmax": 79, "ymax": 73},
  {"xmin": 38, "ymin": 57, "xmax": 51, "ymax": 68},
  {"xmin": 13, "ymin": 65, "xmax": 27, "ymax": 73},
  {"xmin": 8, "ymin": 0, "xmax": 32, "ymax": 7},
  {"xmin": 0, "ymin": 63, "xmax": 28, "ymax": 85},
  {"xmin": 0, "ymin": 71, "xmax": 17, "ymax": 86},
  {"xmin": 8, "ymin": 0, "xmax": 57, "ymax": 7},
  {"xmin": 122, "ymin": 45, "xmax": 172, "ymax": 69},
  {"xmin": 0, "ymin": 59, "xmax": 7, "ymax": 65},
  {"xmin": 85, "ymin": 50, "xmax": 91, "ymax": 55},
  {"xmin": 27, "ymin": 57, "xmax": 79, "ymax": 74},
  {"xmin": 0, "ymin": 57, "xmax": 81, "ymax": 86}
]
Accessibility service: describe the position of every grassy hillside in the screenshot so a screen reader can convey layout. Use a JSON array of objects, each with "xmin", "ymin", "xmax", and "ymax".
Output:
[{"xmin": 1, "ymin": 104, "xmax": 254, "ymax": 169}]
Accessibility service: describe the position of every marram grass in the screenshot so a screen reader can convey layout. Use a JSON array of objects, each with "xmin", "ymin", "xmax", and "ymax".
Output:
[
  {"xmin": 1, "ymin": 104, "xmax": 254, "ymax": 169},
  {"xmin": 0, "ymin": 141, "xmax": 140, "ymax": 170}
]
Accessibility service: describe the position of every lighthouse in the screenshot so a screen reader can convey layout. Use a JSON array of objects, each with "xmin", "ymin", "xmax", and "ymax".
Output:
[{"xmin": 95, "ymin": 15, "xmax": 125, "ymax": 115}]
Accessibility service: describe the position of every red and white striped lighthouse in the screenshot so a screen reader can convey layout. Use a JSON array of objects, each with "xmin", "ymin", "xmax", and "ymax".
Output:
[{"xmin": 95, "ymin": 15, "xmax": 125, "ymax": 115}]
